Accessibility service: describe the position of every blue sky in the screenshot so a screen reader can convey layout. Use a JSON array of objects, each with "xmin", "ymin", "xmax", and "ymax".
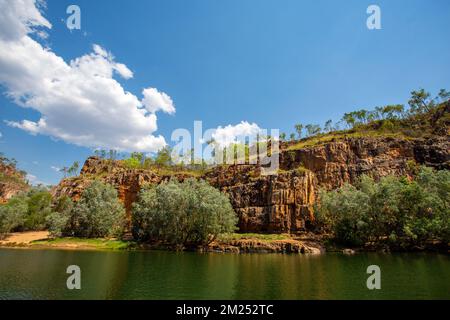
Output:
[{"xmin": 1, "ymin": 0, "xmax": 450, "ymax": 185}]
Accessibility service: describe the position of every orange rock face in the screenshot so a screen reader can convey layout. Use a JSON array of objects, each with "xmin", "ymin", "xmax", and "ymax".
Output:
[
  {"xmin": 0, "ymin": 162, "xmax": 29, "ymax": 203},
  {"xmin": 52, "ymin": 135, "xmax": 449, "ymax": 233}
]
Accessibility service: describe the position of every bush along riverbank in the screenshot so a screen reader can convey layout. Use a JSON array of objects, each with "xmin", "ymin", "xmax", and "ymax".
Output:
[
  {"xmin": 0, "ymin": 179, "xmax": 322, "ymax": 254},
  {"xmin": 315, "ymin": 166, "xmax": 450, "ymax": 253},
  {"xmin": 1, "ymin": 90, "xmax": 449, "ymax": 254},
  {"xmin": 0, "ymin": 168, "xmax": 448, "ymax": 254}
]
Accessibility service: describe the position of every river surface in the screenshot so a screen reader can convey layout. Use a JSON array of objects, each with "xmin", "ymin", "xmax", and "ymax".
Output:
[{"xmin": 0, "ymin": 248, "xmax": 448, "ymax": 299}]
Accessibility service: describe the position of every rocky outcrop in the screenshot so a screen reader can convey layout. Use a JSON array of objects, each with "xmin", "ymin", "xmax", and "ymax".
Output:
[
  {"xmin": 280, "ymin": 136, "xmax": 449, "ymax": 189},
  {"xmin": 53, "ymin": 157, "xmax": 194, "ymax": 215},
  {"xmin": 0, "ymin": 161, "xmax": 29, "ymax": 203},
  {"xmin": 52, "ymin": 135, "xmax": 449, "ymax": 234},
  {"xmin": 207, "ymin": 238, "xmax": 324, "ymax": 254},
  {"xmin": 204, "ymin": 166, "xmax": 317, "ymax": 232}
]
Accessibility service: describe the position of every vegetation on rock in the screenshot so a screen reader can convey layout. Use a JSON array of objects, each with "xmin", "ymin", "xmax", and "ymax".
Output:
[
  {"xmin": 284, "ymin": 88, "xmax": 450, "ymax": 149},
  {"xmin": 2, "ymin": 88, "xmax": 449, "ymax": 253},
  {"xmin": 0, "ymin": 153, "xmax": 29, "ymax": 203}
]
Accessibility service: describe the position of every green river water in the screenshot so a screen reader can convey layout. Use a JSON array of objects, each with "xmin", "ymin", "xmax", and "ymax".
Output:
[{"xmin": 0, "ymin": 248, "xmax": 448, "ymax": 299}]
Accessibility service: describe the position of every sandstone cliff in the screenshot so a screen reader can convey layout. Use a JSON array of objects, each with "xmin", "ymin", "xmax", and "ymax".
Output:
[
  {"xmin": 52, "ymin": 134, "xmax": 449, "ymax": 233},
  {"xmin": 53, "ymin": 102, "xmax": 450, "ymax": 233},
  {"xmin": 0, "ymin": 159, "xmax": 29, "ymax": 203}
]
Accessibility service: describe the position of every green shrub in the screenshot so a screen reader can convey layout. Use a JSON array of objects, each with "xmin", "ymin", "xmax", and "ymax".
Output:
[
  {"xmin": 23, "ymin": 188, "xmax": 53, "ymax": 230},
  {"xmin": 70, "ymin": 181, "xmax": 126, "ymax": 238},
  {"xmin": 45, "ymin": 196, "xmax": 73, "ymax": 237},
  {"xmin": 316, "ymin": 167, "xmax": 450, "ymax": 247},
  {"xmin": 0, "ymin": 187, "xmax": 54, "ymax": 237},
  {"xmin": 0, "ymin": 195, "xmax": 27, "ymax": 238},
  {"xmin": 132, "ymin": 178, "xmax": 237, "ymax": 247},
  {"xmin": 123, "ymin": 157, "xmax": 141, "ymax": 169},
  {"xmin": 47, "ymin": 181, "xmax": 126, "ymax": 238}
]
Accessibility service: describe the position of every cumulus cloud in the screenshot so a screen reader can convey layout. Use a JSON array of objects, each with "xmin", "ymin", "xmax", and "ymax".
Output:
[
  {"xmin": 142, "ymin": 87, "xmax": 176, "ymax": 114},
  {"xmin": 0, "ymin": 0, "xmax": 52, "ymax": 41},
  {"xmin": 0, "ymin": 0, "xmax": 174, "ymax": 152},
  {"xmin": 211, "ymin": 121, "xmax": 263, "ymax": 147}
]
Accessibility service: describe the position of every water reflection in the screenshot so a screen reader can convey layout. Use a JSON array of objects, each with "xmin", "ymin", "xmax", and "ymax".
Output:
[{"xmin": 0, "ymin": 249, "xmax": 448, "ymax": 300}]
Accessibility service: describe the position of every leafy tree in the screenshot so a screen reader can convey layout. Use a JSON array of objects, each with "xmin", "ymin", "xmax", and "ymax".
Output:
[
  {"xmin": 342, "ymin": 112, "xmax": 356, "ymax": 128},
  {"xmin": 132, "ymin": 179, "xmax": 237, "ymax": 247},
  {"xmin": 354, "ymin": 109, "xmax": 368, "ymax": 124},
  {"xmin": 294, "ymin": 124, "xmax": 303, "ymax": 139},
  {"xmin": 0, "ymin": 194, "xmax": 27, "ymax": 238},
  {"xmin": 154, "ymin": 146, "xmax": 172, "ymax": 167},
  {"xmin": 23, "ymin": 187, "xmax": 53, "ymax": 230},
  {"xmin": 279, "ymin": 133, "xmax": 286, "ymax": 141},
  {"xmin": 123, "ymin": 152, "xmax": 146, "ymax": 169},
  {"xmin": 123, "ymin": 157, "xmax": 141, "ymax": 169},
  {"xmin": 316, "ymin": 167, "xmax": 450, "ymax": 248},
  {"xmin": 381, "ymin": 104, "xmax": 405, "ymax": 120},
  {"xmin": 0, "ymin": 153, "xmax": 18, "ymax": 168},
  {"xmin": 289, "ymin": 133, "xmax": 296, "ymax": 141},
  {"xmin": 131, "ymin": 152, "xmax": 145, "ymax": 164},
  {"xmin": 45, "ymin": 196, "xmax": 73, "ymax": 237},
  {"xmin": 408, "ymin": 89, "xmax": 435, "ymax": 114},
  {"xmin": 67, "ymin": 161, "xmax": 80, "ymax": 177},
  {"xmin": 66, "ymin": 181, "xmax": 125, "ymax": 238},
  {"xmin": 0, "ymin": 187, "xmax": 54, "ymax": 236},
  {"xmin": 410, "ymin": 89, "xmax": 433, "ymax": 113},
  {"xmin": 305, "ymin": 124, "xmax": 321, "ymax": 137}
]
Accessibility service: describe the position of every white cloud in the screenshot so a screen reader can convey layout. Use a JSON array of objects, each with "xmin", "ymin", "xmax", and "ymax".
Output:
[
  {"xmin": 92, "ymin": 44, "xmax": 108, "ymax": 57},
  {"xmin": 142, "ymin": 87, "xmax": 176, "ymax": 114},
  {"xmin": 113, "ymin": 63, "xmax": 133, "ymax": 80},
  {"xmin": 0, "ymin": 0, "xmax": 173, "ymax": 152},
  {"xmin": 50, "ymin": 165, "xmax": 60, "ymax": 172},
  {"xmin": 211, "ymin": 121, "xmax": 263, "ymax": 147},
  {"xmin": 0, "ymin": 0, "xmax": 51, "ymax": 41}
]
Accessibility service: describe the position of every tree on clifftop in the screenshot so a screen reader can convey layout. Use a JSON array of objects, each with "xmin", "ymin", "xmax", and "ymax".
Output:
[{"xmin": 294, "ymin": 124, "xmax": 303, "ymax": 139}]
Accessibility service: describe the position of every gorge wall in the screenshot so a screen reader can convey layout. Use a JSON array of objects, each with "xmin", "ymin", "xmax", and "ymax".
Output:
[
  {"xmin": 52, "ymin": 135, "xmax": 450, "ymax": 233},
  {"xmin": 0, "ymin": 161, "xmax": 29, "ymax": 203}
]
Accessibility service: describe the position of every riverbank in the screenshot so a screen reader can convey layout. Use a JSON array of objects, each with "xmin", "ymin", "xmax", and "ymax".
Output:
[
  {"xmin": 0, "ymin": 231, "xmax": 324, "ymax": 253},
  {"xmin": 1, "ymin": 231, "xmax": 446, "ymax": 254},
  {"xmin": 0, "ymin": 232, "xmax": 135, "ymax": 250}
]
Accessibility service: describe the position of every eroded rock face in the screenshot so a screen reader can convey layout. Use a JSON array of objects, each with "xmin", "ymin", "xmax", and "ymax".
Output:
[
  {"xmin": 204, "ymin": 167, "xmax": 317, "ymax": 232},
  {"xmin": 52, "ymin": 135, "xmax": 450, "ymax": 233},
  {"xmin": 280, "ymin": 137, "xmax": 449, "ymax": 189},
  {"xmin": 0, "ymin": 162, "xmax": 29, "ymax": 203}
]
